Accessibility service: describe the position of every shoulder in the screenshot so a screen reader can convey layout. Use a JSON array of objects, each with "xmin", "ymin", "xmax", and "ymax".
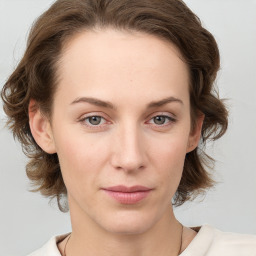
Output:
[
  {"xmin": 209, "ymin": 225, "xmax": 256, "ymax": 254},
  {"xmin": 27, "ymin": 233, "xmax": 70, "ymax": 256},
  {"xmin": 181, "ymin": 225, "xmax": 256, "ymax": 256}
]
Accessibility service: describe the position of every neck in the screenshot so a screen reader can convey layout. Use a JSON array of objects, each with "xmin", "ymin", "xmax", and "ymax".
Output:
[{"xmin": 66, "ymin": 198, "xmax": 182, "ymax": 256}]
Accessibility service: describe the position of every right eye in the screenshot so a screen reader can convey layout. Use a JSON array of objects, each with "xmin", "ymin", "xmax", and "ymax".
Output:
[
  {"xmin": 85, "ymin": 116, "xmax": 105, "ymax": 126},
  {"xmin": 81, "ymin": 115, "xmax": 107, "ymax": 126}
]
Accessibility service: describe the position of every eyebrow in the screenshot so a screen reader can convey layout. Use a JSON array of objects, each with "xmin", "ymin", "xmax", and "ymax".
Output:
[
  {"xmin": 70, "ymin": 96, "xmax": 183, "ymax": 109},
  {"xmin": 146, "ymin": 96, "xmax": 183, "ymax": 108},
  {"xmin": 71, "ymin": 97, "xmax": 115, "ymax": 109}
]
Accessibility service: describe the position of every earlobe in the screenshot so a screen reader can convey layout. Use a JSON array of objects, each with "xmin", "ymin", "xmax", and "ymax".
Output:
[
  {"xmin": 186, "ymin": 113, "xmax": 205, "ymax": 153},
  {"xmin": 28, "ymin": 100, "xmax": 56, "ymax": 154}
]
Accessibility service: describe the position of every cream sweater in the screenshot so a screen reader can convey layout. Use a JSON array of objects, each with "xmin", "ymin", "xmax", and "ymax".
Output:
[{"xmin": 28, "ymin": 225, "xmax": 256, "ymax": 256}]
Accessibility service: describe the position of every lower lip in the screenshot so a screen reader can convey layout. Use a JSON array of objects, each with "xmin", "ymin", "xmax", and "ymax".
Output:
[{"xmin": 103, "ymin": 190, "xmax": 151, "ymax": 204}]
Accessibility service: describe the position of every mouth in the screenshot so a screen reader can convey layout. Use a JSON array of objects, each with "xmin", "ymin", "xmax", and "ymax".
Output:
[{"xmin": 101, "ymin": 185, "xmax": 153, "ymax": 204}]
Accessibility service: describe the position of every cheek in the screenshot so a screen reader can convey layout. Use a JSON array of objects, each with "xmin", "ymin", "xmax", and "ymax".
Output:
[
  {"xmin": 158, "ymin": 143, "xmax": 187, "ymax": 182},
  {"xmin": 150, "ymin": 133, "xmax": 189, "ymax": 192},
  {"xmin": 151, "ymin": 132, "xmax": 189, "ymax": 167},
  {"xmin": 53, "ymin": 126, "xmax": 110, "ymax": 189}
]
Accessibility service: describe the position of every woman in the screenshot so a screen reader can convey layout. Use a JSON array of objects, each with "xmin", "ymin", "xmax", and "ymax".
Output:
[{"xmin": 1, "ymin": 0, "xmax": 256, "ymax": 255}]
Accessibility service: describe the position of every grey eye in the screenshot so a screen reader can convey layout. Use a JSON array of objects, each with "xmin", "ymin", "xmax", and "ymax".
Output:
[
  {"xmin": 153, "ymin": 116, "xmax": 168, "ymax": 125},
  {"xmin": 88, "ymin": 116, "xmax": 102, "ymax": 125}
]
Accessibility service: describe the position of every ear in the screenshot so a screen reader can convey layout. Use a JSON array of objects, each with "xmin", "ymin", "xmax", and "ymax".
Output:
[
  {"xmin": 186, "ymin": 113, "xmax": 204, "ymax": 153},
  {"xmin": 28, "ymin": 100, "xmax": 56, "ymax": 154}
]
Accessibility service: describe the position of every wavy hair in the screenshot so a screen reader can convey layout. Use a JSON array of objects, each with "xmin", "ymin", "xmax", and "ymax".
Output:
[{"xmin": 1, "ymin": 0, "xmax": 228, "ymax": 211}]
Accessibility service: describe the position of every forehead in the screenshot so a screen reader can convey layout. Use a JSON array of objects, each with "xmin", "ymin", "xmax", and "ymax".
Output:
[{"xmin": 56, "ymin": 28, "xmax": 189, "ymax": 105}]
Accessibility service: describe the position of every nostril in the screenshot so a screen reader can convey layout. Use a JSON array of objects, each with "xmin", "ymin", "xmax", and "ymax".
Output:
[
  {"xmin": 114, "ymin": 164, "xmax": 145, "ymax": 172},
  {"xmin": 110, "ymin": 132, "xmax": 146, "ymax": 172}
]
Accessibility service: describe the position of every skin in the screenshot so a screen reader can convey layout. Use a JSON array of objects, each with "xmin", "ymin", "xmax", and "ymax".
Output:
[{"xmin": 29, "ymin": 28, "xmax": 203, "ymax": 256}]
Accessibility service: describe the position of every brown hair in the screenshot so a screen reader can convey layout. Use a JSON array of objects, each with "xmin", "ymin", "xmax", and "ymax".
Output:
[{"xmin": 1, "ymin": 0, "xmax": 228, "ymax": 211}]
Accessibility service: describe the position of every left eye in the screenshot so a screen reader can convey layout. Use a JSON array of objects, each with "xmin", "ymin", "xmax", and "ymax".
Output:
[
  {"xmin": 149, "ymin": 115, "xmax": 173, "ymax": 125},
  {"xmin": 85, "ymin": 116, "xmax": 105, "ymax": 126}
]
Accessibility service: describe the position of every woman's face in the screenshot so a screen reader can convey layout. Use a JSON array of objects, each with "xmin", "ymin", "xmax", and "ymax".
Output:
[{"xmin": 45, "ymin": 29, "xmax": 201, "ymax": 234}]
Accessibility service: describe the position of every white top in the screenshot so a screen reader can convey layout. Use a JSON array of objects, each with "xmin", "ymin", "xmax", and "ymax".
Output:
[{"xmin": 27, "ymin": 225, "xmax": 256, "ymax": 256}]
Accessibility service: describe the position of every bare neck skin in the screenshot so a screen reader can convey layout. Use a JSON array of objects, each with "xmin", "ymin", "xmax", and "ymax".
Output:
[{"xmin": 58, "ymin": 201, "xmax": 197, "ymax": 256}]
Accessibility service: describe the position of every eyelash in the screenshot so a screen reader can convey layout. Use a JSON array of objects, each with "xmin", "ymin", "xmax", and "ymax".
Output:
[
  {"xmin": 79, "ymin": 113, "xmax": 176, "ymax": 130},
  {"xmin": 79, "ymin": 114, "xmax": 110, "ymax": 130},
  {"xmin": 146, "ymin": 115, "xmax": 176, "ymax": 127}
]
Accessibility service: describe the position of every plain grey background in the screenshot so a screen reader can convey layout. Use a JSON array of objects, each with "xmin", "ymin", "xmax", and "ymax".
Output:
[{"xmin": 0, "ymin": 0, "xmax": 256, "ymax": 255}]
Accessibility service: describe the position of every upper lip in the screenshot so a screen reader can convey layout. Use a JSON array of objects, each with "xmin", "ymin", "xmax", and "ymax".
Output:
[{"xmin": 103, "ymin": 185, "xmax": 152, "ymax": 193}]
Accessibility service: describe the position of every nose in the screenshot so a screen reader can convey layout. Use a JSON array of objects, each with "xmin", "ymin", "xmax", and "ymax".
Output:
[{"xmin": 110, "ymin": 123, "xmax": 146, "ymax": 172}]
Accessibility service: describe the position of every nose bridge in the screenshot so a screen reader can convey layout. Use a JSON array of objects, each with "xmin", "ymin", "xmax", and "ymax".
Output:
[{"xmin": 111, "ymin": 121, "xmax": 146, "ymax": 171}]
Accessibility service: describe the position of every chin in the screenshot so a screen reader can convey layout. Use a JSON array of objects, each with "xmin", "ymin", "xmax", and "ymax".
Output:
[
  {"xmin": 98, "ymin": 210, "xmax": 159, "ymax": 235},
  {"xmin": 105, "ymin": 222, "xmax": 153, "ymax": 236}
]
